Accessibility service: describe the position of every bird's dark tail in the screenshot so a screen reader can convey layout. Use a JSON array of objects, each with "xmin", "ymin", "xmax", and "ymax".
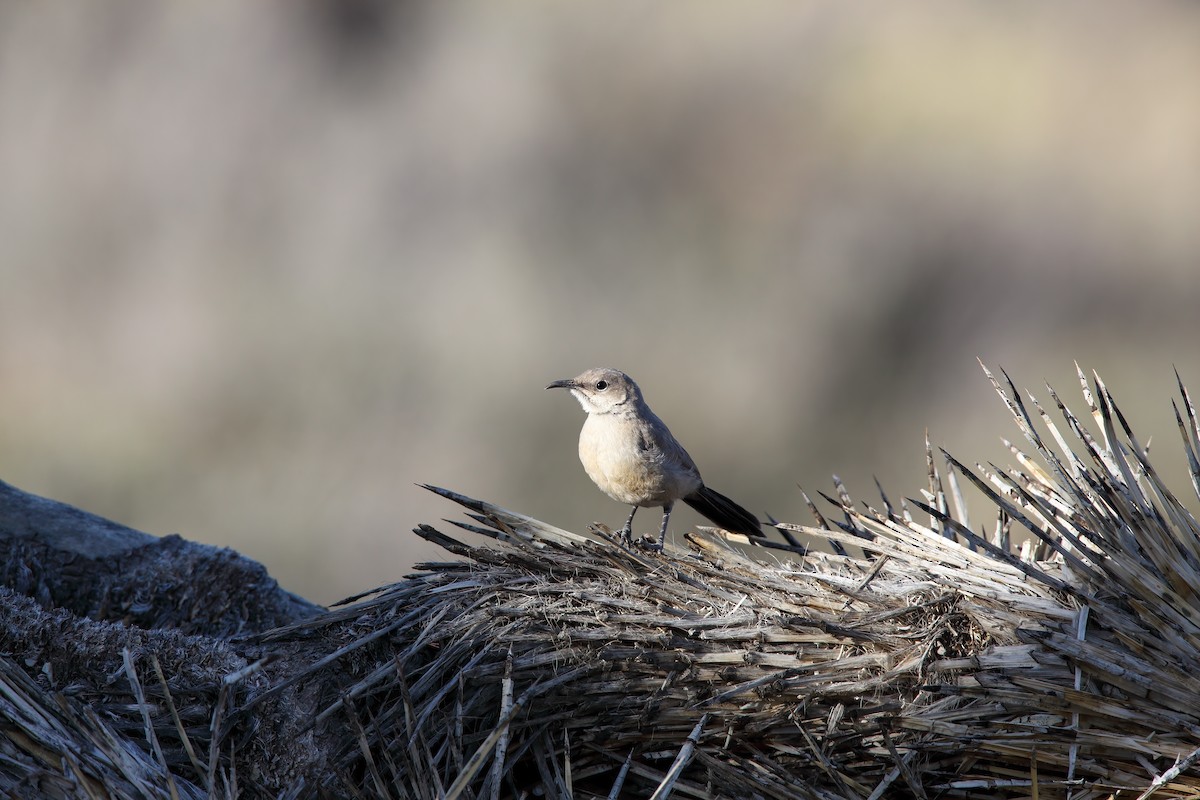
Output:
[{"xmin": 683, "ymin": 486, "xmax": 761, "ymax": 538}]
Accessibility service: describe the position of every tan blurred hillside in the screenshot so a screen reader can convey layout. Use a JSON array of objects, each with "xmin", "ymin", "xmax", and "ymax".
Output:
[{"xmin": 2, "ymin": 2, "xmax": 1198, "ymax": 603}]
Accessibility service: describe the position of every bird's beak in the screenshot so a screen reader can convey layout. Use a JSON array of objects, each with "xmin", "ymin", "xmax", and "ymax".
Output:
[{"xmin": 546, "ymin": 378, "xmax": 577, "ymax": 391}]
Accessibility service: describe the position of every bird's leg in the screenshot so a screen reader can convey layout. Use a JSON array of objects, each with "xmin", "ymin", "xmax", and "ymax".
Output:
[
  {"xmin": 620, "ymin": 505, "xmax": 638, "ymax": 544},
  {"xmin": 657, "ymin": 501, "xmax": 674, "ymax": 552}
]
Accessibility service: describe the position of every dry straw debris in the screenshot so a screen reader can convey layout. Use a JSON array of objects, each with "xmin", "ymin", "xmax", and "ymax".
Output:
[{"xmin": 4, "ymin": 364, "xmax": 1200, "ymax": 799}]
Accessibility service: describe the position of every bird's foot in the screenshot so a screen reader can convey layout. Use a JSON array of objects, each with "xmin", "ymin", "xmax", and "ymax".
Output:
[
  {"xmin": 636, "ymin": 536, "xmax": 665, "ymax": 552},
  {"xmin": 619, "ymin": 525, "xmax": 634, "ymax": 546}
]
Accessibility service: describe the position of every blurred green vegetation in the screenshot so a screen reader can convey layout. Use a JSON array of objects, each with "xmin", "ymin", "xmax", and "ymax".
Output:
[{"xmin": 2, "ymin": 2, "xmax": 1198, "ymax": 603}]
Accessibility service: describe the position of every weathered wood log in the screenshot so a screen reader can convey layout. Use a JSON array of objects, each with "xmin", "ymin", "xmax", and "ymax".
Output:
[
  {"xmin": 2, "ymin": 365, "xmax": 1200, "ymax": 799},
  {"xmin": 0, "ymin": 478, "xmax": 329, "ymax": 794},
  {"xmin": 0, "ymin": 478, "xmax": 322, "ymax": 635}
]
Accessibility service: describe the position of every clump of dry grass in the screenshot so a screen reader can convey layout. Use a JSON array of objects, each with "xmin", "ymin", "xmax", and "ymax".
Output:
[
  {"xmin": 4, "ymin": 364, "xmax": 1200, "ymax": 799},
  {"xmin": 267, "ymin": 364, "xmax": 1200, "ymax": 798}
]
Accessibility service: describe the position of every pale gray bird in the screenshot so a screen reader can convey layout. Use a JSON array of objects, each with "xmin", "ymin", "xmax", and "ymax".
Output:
[{"xmin": 547, "ymin": 367, "xmax": 761, "ymax": 549}]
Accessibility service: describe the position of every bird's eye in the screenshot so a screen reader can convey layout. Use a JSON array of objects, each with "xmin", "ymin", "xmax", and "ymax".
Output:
[{"xmin": 595, "ymin": 380, "xmax": 608, "ymax": 391}]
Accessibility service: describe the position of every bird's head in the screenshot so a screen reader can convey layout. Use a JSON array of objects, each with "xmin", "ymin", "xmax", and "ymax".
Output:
[{"xmin": 546, "ymin": 367, "xmax": 642, "ymax": 415}]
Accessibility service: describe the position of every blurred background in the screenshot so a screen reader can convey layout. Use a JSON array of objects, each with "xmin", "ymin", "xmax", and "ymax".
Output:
[{"xmin": 2, "ymin": 2, "xmax": 1199, "ymax": 604}]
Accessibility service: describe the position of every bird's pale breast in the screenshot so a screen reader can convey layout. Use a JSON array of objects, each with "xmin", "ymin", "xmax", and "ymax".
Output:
[{"xmin": 577, "ymin": 413, "xmax": 699, "ymax": 506}]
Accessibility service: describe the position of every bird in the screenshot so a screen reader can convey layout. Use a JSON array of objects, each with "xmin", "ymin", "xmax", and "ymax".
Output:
[{"xmin": 546, "ymin": 367, "xmax": 761, "ymax": 550}]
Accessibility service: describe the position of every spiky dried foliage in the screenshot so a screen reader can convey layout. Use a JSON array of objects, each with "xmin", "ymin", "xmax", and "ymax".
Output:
[
  {"xmin": 254, "ymin": 364, "xmax": 1200, "ymax": 798},
  {"xmin": 4, "ymin": 365, "xmax": 1200, "ymax": 799}
]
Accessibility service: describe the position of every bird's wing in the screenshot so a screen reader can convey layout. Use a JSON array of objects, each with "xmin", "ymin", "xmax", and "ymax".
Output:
[{"xmin": 636, "ymin": 409, "xmax": 702, "ymax": 482}]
